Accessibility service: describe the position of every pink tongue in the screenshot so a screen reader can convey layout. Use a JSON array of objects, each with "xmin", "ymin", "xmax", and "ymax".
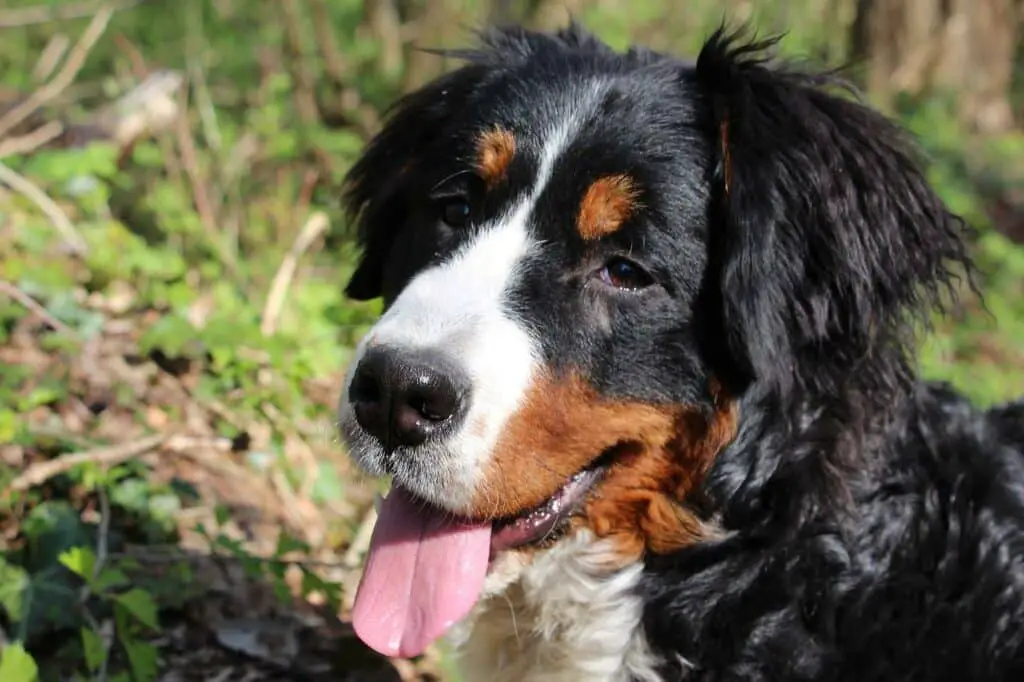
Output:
[{"xmin": 351, "ymin": 487, "xmax": 492, "ymax": 658}]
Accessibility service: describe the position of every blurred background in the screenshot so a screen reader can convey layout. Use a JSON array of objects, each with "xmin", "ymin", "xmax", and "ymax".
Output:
[{"xmin": 0, "ymin": 0, "xmax": 1021, "ymax": 680}]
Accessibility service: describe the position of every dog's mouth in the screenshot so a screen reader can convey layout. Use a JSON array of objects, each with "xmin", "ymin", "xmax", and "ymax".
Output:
[
  {"xmin": 489, "ymin": 465, "xmax": 605, "ymax": 553},
  {"xmin": 350, "ymin": 459, "xmax": 608, "ymax": 660}
]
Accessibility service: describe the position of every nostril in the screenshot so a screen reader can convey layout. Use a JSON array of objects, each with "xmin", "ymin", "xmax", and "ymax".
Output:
[
  {"xmin": 406, "ymin": 373, "xmax": 460, "ymax": 422},
  {"xmin": 349, "ymin": 369, "xmax": 382, "ymax": 405}
]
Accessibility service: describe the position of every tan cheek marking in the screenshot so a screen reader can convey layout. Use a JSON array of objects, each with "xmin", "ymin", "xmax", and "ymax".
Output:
[
  {"xmin": 468, "ymin": 373, "xmax": 678, "ymax": 519},
  {"xmin": 577, "ymin": 174, "xmax": 640, "ymax": 241},
  {"xmin": 476, "ymin": 128, "xmax": 516, "ymax": 187},
  {"xmin": 468, "ymin": 372, "xmax": 738, "ymax": 565},
  {"xmin": 582, "ymin": 391, "xmax": 738, "ymax": 564}
]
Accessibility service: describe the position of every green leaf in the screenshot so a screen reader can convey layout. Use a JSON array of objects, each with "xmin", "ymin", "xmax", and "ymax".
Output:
[
  {"xmin": 22, "ymin": 501, "xmax": 91, "ymax": 571},
  {"xmin": 123, "ymin": 637, "xmax": 158, "ymax": 682},
  {"xmin": 6, "ymin": 564, "xmax": 80, "ymax": 641},
  {"xmin": 300, "ymin": 567, "xmax": 342, "ymax": 614},
  {"xmin": 138, "ymin": 314, "xmax": 199, "ymax": 358},
  {"xmin": 81, "ymin": 627, "xmax": 107, "ymax": 673},
  {"xmin": 271, "ymin": 575, "xmax": 291, "ymax": 603},
  {"xmin": 92, "ymin": 566, "xmax": 131, "ymax": 593},
  {"xmin": 0, "ymin": 642, "xmax": 39, "ymax": 682},
  {"xmin": 59, "ymin": 546, "xmax": 97, "ymax": 580},
  {"xmin": 0, "ymin": 409, "xmax": 17, "ymax": 443},
  {"xmin": 115, "ymin": 589, "xmax": 159, "ymax": 630},
  {"xmin": 0, "ymin": 557, "xmax": 29, "ymax": 622},
  {"xmin": 274, "ymin": 531, "xmax": 309, "ymax": 558}
]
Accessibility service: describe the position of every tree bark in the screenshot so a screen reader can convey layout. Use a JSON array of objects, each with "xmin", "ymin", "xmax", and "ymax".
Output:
[{"xmin": 852, "ymin": 0, "xmax": 1022, "ymax": 133}]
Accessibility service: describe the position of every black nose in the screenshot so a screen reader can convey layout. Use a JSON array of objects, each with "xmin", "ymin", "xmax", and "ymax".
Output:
[{"xmin": 348, "ymin": 347, "xmax": 468, "ymax": 449}]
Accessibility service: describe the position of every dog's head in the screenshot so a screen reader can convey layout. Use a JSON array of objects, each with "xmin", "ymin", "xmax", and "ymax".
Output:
[{"xmin": 338, "ymin": 25, "xmax": 970, "ymax": 658}]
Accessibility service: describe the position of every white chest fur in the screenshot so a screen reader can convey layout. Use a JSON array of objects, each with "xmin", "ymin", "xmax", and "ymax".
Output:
[{"xmin": 445, "ymin": 531, "xmax": 665, "ymax": 682}]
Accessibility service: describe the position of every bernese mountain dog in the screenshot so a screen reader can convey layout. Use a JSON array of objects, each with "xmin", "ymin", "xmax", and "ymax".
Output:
[{"xmin": 336, "ymin": 23, "xmax": 1024, "ymax": 682}]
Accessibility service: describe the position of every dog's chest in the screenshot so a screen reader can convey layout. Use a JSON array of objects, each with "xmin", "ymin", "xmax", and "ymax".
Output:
[{"xmin": 446, "ymin": 534, "xmax": 664, "ymax": 682}]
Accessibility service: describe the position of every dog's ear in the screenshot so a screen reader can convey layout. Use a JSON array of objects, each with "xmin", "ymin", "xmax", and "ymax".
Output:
[
  {"xmin": 342, "ymin": 62, "xmax": 488, "ymax": 301},
  {"xmin": 693, "ymin": 27, "xmax": 973, "ymax": 397}
]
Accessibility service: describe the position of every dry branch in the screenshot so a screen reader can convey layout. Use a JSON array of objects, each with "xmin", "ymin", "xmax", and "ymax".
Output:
[
  {"xmin": 260, "ymin": 211, "xmax": 330, "ymax": 336},
  {"xmin": 0, "ymin": 280, "xmax": 77, "ymax": 335},
  {"xmin": 0, "ymin": 0, "xmax": 143, "ymax": 28},
  {"xmin": 7, "ymin": 434, "xmax": 168, "ymax": 493},
  {"xmin": 0, "ymin": 121, "xmax": 63, "ymax": 158},
  {"xmin": 278, "ymin": 0, "xmax": 321, "ymax": 126},
  {"xmin": 174, "ymin": 83, "xmax": 236, "ymax": 274},
  {"xmin": 32, "ymin": 34, "xmax": 71, "ymax": 83},
  {"xmin": 0, "ymin": 70, "xmax": 182, "ymax": 159},
  {"xmin": 0, "ymin": 4, "xmax": 115, "ymax": 140}
]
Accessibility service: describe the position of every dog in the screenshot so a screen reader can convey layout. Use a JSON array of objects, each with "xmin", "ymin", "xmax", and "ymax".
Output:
[{"xmin": 336, "ymin": 23, "xmax": 1024, "ymax": 682}]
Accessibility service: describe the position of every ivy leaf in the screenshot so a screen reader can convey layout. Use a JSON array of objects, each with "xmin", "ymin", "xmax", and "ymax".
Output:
[
  {"xmin": 0, "ymin": 642, "xmax": 39, "ymax": 682},
  {"xmin": 92, "ymin": 566, "xmax": 130, "ymax": 593},
  {"xmin": 0, "ymin": 557, "xmax": 29, "ymax": 622},
  {"xmin": 22, "ymin": 501, "xmax": 91, "ymax": 571},
  {"xmin": 123, "ymin": 638, "xmax": 158, "ymax": 682},
  {"xmin": 81, "ymin": 627, "xmax": 107, "ymax": 673},
  {"xmin": 115, "ymin": 589, "xmax": 159, "ymax": 630},
  {"xmin": 58, "ymin": 546, "xmax": 96, "ymax": 581}
]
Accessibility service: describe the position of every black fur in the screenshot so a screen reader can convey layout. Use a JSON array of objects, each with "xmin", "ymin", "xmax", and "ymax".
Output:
[{"xmin": 341, "ymin": 23, "xmax": 1024, "ymax": 682}]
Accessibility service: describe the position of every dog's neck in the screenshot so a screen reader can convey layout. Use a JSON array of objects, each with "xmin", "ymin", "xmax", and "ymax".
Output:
[{"xmin": 446, "ymin": 530, "xmax": 673, "ymax": 682}]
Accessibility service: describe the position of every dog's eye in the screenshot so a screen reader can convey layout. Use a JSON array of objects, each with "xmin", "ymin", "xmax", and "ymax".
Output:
[
  {"xmin": 436, "ymin": 196, "xmax": 471, "ymax": 228},
  {"xmin": 598, "ymin": 257, "xmax": 654, "ymax": 291}
]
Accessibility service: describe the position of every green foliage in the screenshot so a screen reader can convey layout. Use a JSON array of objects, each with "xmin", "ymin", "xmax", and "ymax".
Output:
[{"xmin": 0, "ymin": 642, "xmax": 39, "ymax": 682}]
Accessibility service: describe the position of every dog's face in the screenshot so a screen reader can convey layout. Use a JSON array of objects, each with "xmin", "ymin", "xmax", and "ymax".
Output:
[
  {"xmin": 338, "ymin": 24, "xmax": 967, "ymax": 660},
  {"xmin": 339, "ymin": 33, "xmax": 733, "ymax": 560}
]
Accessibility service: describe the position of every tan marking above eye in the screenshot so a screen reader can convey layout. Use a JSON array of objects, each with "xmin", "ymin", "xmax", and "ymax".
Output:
[
  {"xmin": 476, "ymin": 128, "xmax": 516, "ymax": 187},
  {"xmin": 577, "ymin": 174, "xmax": 641, "ymax": 241}
]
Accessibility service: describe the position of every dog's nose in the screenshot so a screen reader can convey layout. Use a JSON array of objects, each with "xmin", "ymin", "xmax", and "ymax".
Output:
[{"xmin": 348, "ymin": 347, "xmax": 468, "ymax": 449}]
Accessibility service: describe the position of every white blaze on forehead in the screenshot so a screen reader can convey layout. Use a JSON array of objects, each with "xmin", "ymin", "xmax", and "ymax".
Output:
[{"xmin": 342, "ymin": 84, "xmax": 606, "ymax": 512}]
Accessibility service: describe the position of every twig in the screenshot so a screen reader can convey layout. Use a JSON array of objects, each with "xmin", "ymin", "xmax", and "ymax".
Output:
[
  {"xmin": 278, "ymin": 0, "xmax": 321, "ymax": 126},
  {"xmin": 0, "ymin": 5, "xmax": 115, "ymax": 140},
  {"xmin": 365, "ymin": 0, "xmax": 404, "ymax": 79},
  {"xmin": 7, "ymin": 434, "xmax": 168, "ymax": 493},
  {"xmin": 343, "ymin": 506, "xmax": 378, "ymax": 568},
  {"xmin": 174, "ymin": 84, "xmax": 234, "ymax": 273},
  {"xmin": 0, "ymin": 279, "xmax": 76, "ymax": 335},
  {"xmin": 260, "ymin": 211, "xmax": 329, "ymax": 336},
  {"xmin": 32, "ymin": 33, "xmax": 70, "ymax": 83},
  {"xmin": 0, "ymin": 121, "xmax": 64, "ymax": 158},
  {"xmin": 0, "ymin": 0, "xmax": 143, "ymax": 28},
  {"xmin": 306, "ymin": 0, "xmax": 351, "ymax": 85},
  {"xmin": 0, "ymin": 160, "xmax": 88, "ymax": 255}
]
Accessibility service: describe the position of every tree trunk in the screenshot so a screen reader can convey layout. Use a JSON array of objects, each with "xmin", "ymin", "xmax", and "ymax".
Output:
[{"xmin": 852, "ymin": 0, "xmax": 1022, "ymax": 134}]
